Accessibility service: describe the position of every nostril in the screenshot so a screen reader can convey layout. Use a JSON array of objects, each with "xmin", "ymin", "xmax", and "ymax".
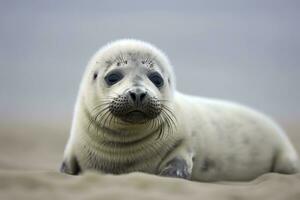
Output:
[
  {"xmin": 129, "ymin": 91, "xmax": 136, "ymax": 102},
  {"xmin": 140, "ymin": 92, "xmax": 147, "ymax": 102}
]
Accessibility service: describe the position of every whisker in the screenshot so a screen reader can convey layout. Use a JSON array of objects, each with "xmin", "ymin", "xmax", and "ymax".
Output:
[
  {"xmin": 108, "ymin": 112, "xmax": 115, "ymax": 127},
  {"xmin": 91, "ymin": 104, "xmax": 110, "ymax": 115},
  {"xmin": 99, "ymin": 109, "xmax": 111, "ymax": 127},
  {"xmin": 94, "ymin": 106, "xmax": 110, "ymax": 122},
  {"xmin": 162, "ymin": 105, "xmax": 177, "ymax": 127}
]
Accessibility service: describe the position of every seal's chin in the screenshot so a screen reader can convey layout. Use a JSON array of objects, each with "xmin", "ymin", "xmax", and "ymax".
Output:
[{"xmin": 121, "ymin": 111, "xmax": 150, "ymax": 124}]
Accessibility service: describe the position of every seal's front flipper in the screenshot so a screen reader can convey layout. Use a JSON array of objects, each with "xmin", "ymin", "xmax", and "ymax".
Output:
[
  {"xmin": 60, "ymin": 156, "xmax": 81, "ymax": 175},
  {"xmin": 160, "ymin": 158, "xmax": 191, "ymax": 179}
]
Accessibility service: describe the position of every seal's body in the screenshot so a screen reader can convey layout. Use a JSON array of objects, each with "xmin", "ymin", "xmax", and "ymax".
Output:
[{"xmin": 61, "ymin": 39, "xmax": 299, "ymax": 181}]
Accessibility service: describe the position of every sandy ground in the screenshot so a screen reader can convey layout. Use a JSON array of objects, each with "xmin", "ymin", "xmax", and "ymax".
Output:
[{"xmin": 0, "ymin": 120, "xmax": 300, "ymax": 200}]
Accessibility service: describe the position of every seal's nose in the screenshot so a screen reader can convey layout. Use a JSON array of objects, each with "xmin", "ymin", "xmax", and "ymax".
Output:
[{"xmin": 128, "ymin": 88, "xmax": 147, "ymax": 105}]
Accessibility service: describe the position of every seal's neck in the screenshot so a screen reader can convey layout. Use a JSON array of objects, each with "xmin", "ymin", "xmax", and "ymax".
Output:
[
  {"xmin": 77, "ymin": 103, "xmax": 181, "ymax": 174},
  {"xmin": 89, "ymin": 118, "xmax": 166, "ymax": 144}
]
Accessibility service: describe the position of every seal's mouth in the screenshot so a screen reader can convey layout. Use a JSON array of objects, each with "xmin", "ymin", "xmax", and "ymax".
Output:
[
  {"xmin": 121, "ymin": 110, "xmax": 149, "ymax": 124},
  {"xmin": 108, "ymin": 94, "xmax": 162, "ymax": 124}
]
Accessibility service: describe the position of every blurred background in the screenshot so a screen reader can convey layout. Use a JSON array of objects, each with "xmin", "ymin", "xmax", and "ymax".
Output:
[{"xmin": 0, "ymin": 0, "xmax": 299, "ymax": 170}]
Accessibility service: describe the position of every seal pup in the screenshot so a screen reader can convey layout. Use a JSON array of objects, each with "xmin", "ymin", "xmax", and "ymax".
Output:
[{"xmin": 61, "ymin": 39, "xmax": 299, "ymax": 181}]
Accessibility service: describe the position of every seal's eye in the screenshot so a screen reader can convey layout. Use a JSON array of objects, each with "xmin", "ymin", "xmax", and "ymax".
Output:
[
  {"xmin": 105, "ymin": 71, "xmax": 123, "ymax": 86},
  {"xmin": 148, "ymin": 72, "xmax": 164, "ymax": 88}
]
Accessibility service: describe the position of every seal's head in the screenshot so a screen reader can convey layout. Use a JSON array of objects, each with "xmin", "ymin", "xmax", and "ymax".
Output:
[{"xmin": 80, "ymin": 39, "xmax": 175, "ymax": 129}]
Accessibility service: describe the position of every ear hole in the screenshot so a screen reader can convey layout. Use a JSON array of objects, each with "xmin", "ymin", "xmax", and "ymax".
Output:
[
  {"xmin": 168, "ymin": 78, "xmax": 171, "ymax": 85},
  {"xmin": 93, "ymin": 72, "xmax": 98, "ymax": 80}
]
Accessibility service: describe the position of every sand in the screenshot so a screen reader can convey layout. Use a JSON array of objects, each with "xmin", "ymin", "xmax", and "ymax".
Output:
[{"xmin": 0, "ymin": 120, "xmax": 300, "ymax": 200}]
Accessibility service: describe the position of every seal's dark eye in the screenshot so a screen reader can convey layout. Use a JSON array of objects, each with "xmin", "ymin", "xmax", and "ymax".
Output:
[
  {"xmin": 148, "ymin": 72, "xmax": 164, "ymax": 88},
  {"xmin": 105, "ymin": 72, "xmax": 123, "ymax": 86}
]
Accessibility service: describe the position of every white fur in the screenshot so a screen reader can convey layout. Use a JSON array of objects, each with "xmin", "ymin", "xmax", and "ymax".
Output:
[
  {"xmin": 174, "ymin": 93, "xmax": 299, "ymax": 181},
  {"xmin": 62, "ymin": 39, "xmax": 299, "ymax": 181}
]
